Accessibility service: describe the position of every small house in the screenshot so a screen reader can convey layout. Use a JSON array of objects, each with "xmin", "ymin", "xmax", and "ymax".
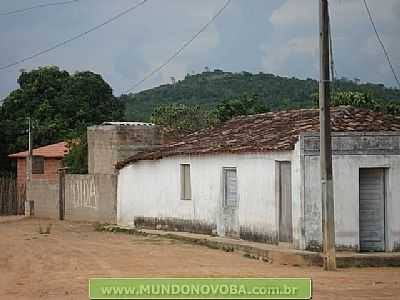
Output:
[
  {"xmin": 116, "ymin": 106, "xmax": 400, "ymax": 252},
  {"xmin": 8, "ymin": 141, "xmax": 68, "ymax": 185}
]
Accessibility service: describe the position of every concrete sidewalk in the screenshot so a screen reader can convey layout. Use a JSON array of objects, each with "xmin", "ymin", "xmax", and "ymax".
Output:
[{"xmin": 104, "ymin": 225, "xmax": 400, "ymax": 268}]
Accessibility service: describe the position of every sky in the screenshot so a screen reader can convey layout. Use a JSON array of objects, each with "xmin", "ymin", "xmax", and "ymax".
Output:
[{"xmin": 0, "ymin": 0, "xmax": 399, "ymax": 100}]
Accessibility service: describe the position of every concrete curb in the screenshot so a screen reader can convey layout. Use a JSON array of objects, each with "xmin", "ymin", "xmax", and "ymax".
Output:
[
  {"xmin": 100, "ymin": 225, "xmax": 323, "ymax": 267},
  {"xmin": 100, "ymin": 225, "xmax": 400, "ymax": 268}
]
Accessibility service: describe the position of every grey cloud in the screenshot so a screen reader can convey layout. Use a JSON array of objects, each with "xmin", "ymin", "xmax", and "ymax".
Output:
[
  {"xmin": 0, "ymin": 0, "xmax": 398, "ymax": 100},
  {"xmin": 263, "ymin": 0, "xmax": 400, "ymax": 86}
]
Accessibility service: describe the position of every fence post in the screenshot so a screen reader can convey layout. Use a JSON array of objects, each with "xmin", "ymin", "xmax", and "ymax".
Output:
[
  {"xmin": 0, "ymin": 177, "xmax": 4, "ymax": 215},
  {"xmin": 58, "ymin": 167, "xmax": 68, "ymax": 220}
]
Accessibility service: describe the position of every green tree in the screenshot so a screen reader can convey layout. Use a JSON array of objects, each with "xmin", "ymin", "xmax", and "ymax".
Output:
[
  {"xmin": 214, "ymin": 94, "xmax": 270, "ymax": 122},
  {"xmin": 0, "ymin": 66, "xmax": 124, "ymax": 172},
  {"xmin": 331, "ymin": 91, "xmax": 379, "ymax": 110},
  {"xmin": 64, "ymin": 134, "xmax": 88, "ymax": 174},
  {"xmin": 312, "ymin": 90, "xmax": 400, "ymax": 115},
  {"xmin": 123, "ymin": 70, "xmax": 400, "ymax": 121},
  {"xmin": 384, "ymin": 101, "xmax": 400, "ymax": 115},
  {"xmin": 150, "ymin": 103, "xmax": 216, "ymax": 134},
  {"xmin": 150, "ymin": 94, "xmax": 270, "ymax": 135}
]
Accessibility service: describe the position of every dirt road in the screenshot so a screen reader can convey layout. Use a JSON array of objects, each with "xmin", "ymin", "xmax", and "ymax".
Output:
[{"xmin": 0, "ymin": 217, "xmax": 399, "ymax": 299}]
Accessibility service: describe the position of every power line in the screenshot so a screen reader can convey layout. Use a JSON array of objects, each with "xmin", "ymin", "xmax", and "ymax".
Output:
[
  {"xmin": 362, "ymin": 0, "xmax": 400, "ymax": 89},
  {"xmin": 0, "ymin": 0, "xmax": 148, "ymax": 71},
  {"xmin": 0, "ymin": 0, "xmax": 80, "ymax": 16},
  {"xmin": 123, "ymin": 0, "xmax": 232, "ymax": 94}
]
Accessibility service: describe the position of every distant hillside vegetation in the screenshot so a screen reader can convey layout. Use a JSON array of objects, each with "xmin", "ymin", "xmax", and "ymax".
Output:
[{"xmin": 122, "ymin": 70, "xmax": 400, "ymax": 121}]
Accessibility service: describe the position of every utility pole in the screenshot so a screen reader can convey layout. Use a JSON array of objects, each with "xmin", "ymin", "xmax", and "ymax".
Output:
[
  {"xmin": 319, "ymin": 0, "xmax": 336, "ymax": 270},
  {"xmin": 26, "ymin": 116, "xmax": 33, "ymax": 183},
  {"xmin": 25, "ymin": 116, "xmax": 34, "ymax": 216},
  {"xmin": 28, "ymin": 117, "xmax": 33, "ymax": 156}
]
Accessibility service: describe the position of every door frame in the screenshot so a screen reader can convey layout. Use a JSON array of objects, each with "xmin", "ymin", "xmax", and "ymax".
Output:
[
  {"xmin": 219, "ymin": 166, "xmax": 240, "ymax": 239},
  {"xmin": 358, "ymin": 167, "xmax": 388, "ymax": 252},
  {"xmin": 275, "ymin": 160, "xmax": 293, "ymax": 245}
]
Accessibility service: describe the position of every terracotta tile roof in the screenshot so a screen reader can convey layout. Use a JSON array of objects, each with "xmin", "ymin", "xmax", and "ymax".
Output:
[
  {"xmin": 8, "ymin": 141, "xmax": 68, "ymax": 158},
  {"xmin": 116, "ymin": 106, "xmax": 400, "ymax": 169}
]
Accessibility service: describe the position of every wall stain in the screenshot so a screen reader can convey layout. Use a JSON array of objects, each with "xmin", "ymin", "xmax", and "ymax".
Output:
[
  {"xmin": 306, "ymin": 240, "xmax": 323, "ymax": 252},
  {"xmin": 239, "ymin": 226, "xmax": 278, "ymax": 244},
  {"xmin": 306, "ymin": 240, "xmax": 359, "ymax": 252},
  {"xmin": 134, "ymin": 217, "xmax": 215, "ymax": 235},
  {"xmin": 393, "ymin": 242, "xmax": 400, "ymax": 252}
]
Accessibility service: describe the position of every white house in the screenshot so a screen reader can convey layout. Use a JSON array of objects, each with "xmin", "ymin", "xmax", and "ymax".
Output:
[{"xmin": 116, "ymin": 106, "xmax": 400, "ymax": 252}]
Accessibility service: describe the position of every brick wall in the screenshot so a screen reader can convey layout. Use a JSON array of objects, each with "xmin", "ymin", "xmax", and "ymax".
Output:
[
  {"xmin": 17, "ymin": 158, "xmax": 63, "ymax": 185},
  {"xmin": 16, "ymin": 159, "xmax": 25, "ymax": 186}
]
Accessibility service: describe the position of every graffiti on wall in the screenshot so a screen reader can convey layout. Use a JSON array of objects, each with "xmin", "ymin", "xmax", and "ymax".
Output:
[{"xmin": 70, "ymin": 177, "xmax": 97, "ymax": 209}]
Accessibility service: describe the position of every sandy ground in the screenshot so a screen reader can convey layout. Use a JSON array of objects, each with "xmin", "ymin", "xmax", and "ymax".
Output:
[{"xmin": 0, "ymin": 217, "xmax": 399, "ymax": 300}]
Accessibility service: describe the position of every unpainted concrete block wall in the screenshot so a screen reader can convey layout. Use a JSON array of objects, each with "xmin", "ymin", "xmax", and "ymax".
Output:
[
  {"xmin": 64, "ymin": 174, "xmax": 117, "ymax": 223},
  {"xmin": 30, "ymin": 179, "xmax": 59, "ymax": 219},
  {"xmin": 87, "ymin": 124, "xmax": 162, "ymax": 175},
  {"xmin": 30, "ymin": 123, "xmax": 161, "ymax": 223},
  {"xmin": 87, "ymin": 127, "xmax": 114, "ymax": 175}
]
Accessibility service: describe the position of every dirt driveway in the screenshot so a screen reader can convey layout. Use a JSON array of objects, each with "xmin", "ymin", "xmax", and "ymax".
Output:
[{"xmin": 0, "ymin": 217, "xmax": 399, "ymax": 300}]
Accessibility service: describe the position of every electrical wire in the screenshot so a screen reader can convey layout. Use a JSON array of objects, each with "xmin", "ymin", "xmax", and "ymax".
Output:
[
  {"xmin": 0, "ymin": 0, "xmax": 148, "ymax": 71},
  {"xmin": 123, "ymin": 0, "xmax": 232, "ymax": 94},
  {"xmin": 0, "ymin": 0, "xmax": 80, "ymax": 16},
  {"xmin": 362, "ymin": 0, "xmax": 400, "ymax": 89}
]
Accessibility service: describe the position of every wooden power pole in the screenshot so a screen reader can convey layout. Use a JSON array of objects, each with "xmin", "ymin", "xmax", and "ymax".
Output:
[
  {"xmin": 26, "ymin": 116, "xmax": 33, "ymax": 186},
  {"xmin": 25, "ymin": 116, "xmax": 34, "ymax": 216},
  {"xmin": 319, "ymin": 0, "xmax": 336, "ymax": 270}
]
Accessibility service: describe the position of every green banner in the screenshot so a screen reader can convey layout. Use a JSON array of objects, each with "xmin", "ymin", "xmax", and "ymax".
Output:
[{"xmin": 89, "ymin": 278, "xmax": 311, "ymax": 299}]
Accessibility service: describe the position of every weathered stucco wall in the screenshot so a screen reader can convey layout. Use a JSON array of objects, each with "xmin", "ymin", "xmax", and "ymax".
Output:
[
  {"xmin": 291, "ymin": 141, "xmax": 305, "ymax": 249},
  {"xmin": 65, "ymin": 174, "xmax": 117, "ymax": 223},
  {"xmin": 118, "ymin": 131, "xmax": 400, "ymax": 252},
  {"xmin": 30, "ymin": 174, "xmax": 117, "ymax": 223},
  {"xmin": 301, "ymin": 132, "xmax": 400, "ymax": 252},
  {"xmin": 30, "ymin": 179, "xmax": 59, "ymax": 219},
  {"xmin": 118, "ymin": 151, "xmax": 302, "ymax": 245}
]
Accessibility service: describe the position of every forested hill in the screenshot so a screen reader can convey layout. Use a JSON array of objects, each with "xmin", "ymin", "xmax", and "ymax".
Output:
[{"xmin": 122, "ymin": 70, "xmax": 400, "ymax": 121}]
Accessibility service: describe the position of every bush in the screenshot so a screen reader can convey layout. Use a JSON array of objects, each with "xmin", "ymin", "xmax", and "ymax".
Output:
[{"xmin": 64, "ymin": 134, "xmax": 88, "ymax": 174}]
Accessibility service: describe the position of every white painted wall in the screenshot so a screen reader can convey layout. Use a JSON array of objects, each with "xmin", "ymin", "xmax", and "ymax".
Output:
[
  {"xmin": 118, "ymin": 150, "xmax": 302, "ymax": 245},
  {"xmin": 117, "ymin": 133, "xmax": 400, "ymax": 252},
  {"xmin": 291, "ymin": 141, "xmax": 304, "ymax": 249},
  {"xmin": 304, "ymin": 155, "xmax": 400, "ymax": 251}
]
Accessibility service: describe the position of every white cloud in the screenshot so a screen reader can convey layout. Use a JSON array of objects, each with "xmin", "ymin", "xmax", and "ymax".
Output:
[
  {"xmin": 262, "ymin": 36, "xmax": 318, "ymax": 76},
  {"xmin": 126, "ymin": 0, "xmax": 223, "ymax": 92},
  {"xmin": 270, "ymin": 0, "xmax": 315, "ymax": 27},
  {"xmin": 1, "ymin": 0, "xmax": 399, "ymax": 99},
  {"xmin": 0, "ymin": 0, "xmax": 227, "ymax": 97},
  {"xmin": 269, "ymin": 0, "xmax": 399, "ymax": 30},
  {"xmin": 263, "ymin": 0, "xmax": 400, "ymax": 87}
]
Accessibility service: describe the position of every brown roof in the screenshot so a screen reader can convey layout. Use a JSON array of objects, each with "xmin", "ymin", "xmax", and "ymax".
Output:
[
  {"xmin": 116, "ymin": 106, "xmax": 400, "ymax": 169},
  {"xmin": 8, "ymin": 141, "xmax": 68, "ymax": 158}
]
